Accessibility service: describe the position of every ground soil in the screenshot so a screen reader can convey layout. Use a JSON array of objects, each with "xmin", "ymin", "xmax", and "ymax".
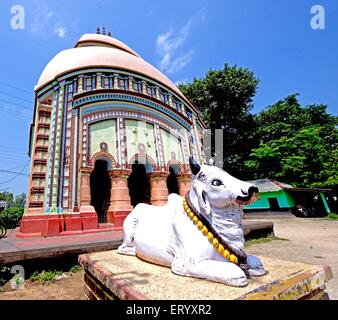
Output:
[
  {"xmin": 0, "ymin": 216, "xmax": 337, "ymax": 300},
  {"xmin": 0, "ymin": 270, "xmax": 85, "ymax": 300},
  {"xmin": 246, "ymin": 216, "xmax": 338, "ymax": 300}
]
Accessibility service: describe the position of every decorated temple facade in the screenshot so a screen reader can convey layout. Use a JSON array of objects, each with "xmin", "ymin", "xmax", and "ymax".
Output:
[{"xmin": 20, "ymin": 32, "xmax": 205, "ymax": 237}]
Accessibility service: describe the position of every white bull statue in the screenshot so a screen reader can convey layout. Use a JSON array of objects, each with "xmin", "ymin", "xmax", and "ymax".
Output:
[{"xmin": 118, "ymin": 157, "xmax": 266, "ymax": 287}]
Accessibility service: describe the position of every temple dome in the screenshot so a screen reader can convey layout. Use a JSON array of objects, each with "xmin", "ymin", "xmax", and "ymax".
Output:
[{"xmin": 35, "ymin": 33, "xmax": 186, "ymax": 102}]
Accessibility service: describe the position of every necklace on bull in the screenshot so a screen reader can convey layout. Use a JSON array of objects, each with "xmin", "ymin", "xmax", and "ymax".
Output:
[{"xmin": 183, "ymin": 194, "xmax": 249, "ymax": 270}]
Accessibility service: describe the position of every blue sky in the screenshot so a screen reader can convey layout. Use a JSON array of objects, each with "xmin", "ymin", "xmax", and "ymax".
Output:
[{"xmin": 0, "ymin": 0, "xmax": 337, "ymax": 196}]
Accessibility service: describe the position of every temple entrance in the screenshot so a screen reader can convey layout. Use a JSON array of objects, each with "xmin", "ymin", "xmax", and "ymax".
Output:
[
  {"xmin": 128, "ymin": 161, "xmax": 151, "ymax": 207},
  {"xmin": 90, "ymin": 159, "xmax": 111, "ymax": 223},
  {"xmin": 166, "ymin": 166, "xmax": 179, "ymax": 195}
]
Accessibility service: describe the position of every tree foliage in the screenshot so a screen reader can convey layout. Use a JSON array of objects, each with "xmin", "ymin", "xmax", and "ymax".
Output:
[
  {"xmin": 245, "ymin": 95, "xmax": 338, "ymax": 187},
  {"xmin": 179, "ymin": 64, "xmax": 337, "ymax": 189},
  {"xmin": 179, "ymin": 64, "xmax": 259, "ymax": 179}
]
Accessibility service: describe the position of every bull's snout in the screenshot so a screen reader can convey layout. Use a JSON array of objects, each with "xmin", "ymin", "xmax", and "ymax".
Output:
[{"xmin": 236, "ymin": 186, "xmax": 259, "ymax": 204}]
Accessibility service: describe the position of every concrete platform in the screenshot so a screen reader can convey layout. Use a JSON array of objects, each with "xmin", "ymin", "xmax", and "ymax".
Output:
[
  {"xmin": 79, "ymin": 250, "xmax": 333, "ymax": 300},
  {"xmin": 0, "ymin": 228, "xmax": 123, "ymax": 265}
]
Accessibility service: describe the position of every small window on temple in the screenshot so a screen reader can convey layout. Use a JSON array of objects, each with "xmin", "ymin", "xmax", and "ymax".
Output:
[
  {"xmin": 67, "ymin": 84, "xmax": 73, "ymax": 106},
  {"xmin": 133, "ymin": 80, "xmax": 142, "ymax": 93},
  {"xmin": 85, "ymin": 78, "xmax": 92, "ymax": 91},
  {"xmin": 102, "ymin": 77, "xmax": 110, "ymax": 89}
]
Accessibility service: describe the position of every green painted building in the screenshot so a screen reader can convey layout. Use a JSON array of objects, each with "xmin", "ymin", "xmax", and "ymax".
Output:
[{"xmin": 244, "ymin": 179, "xmax": 332, "ymax": 217}]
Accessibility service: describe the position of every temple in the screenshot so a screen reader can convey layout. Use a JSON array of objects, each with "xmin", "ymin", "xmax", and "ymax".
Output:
[{"xmin": 19, "ymin": 31, "xmax": 205, "ymax": 237}]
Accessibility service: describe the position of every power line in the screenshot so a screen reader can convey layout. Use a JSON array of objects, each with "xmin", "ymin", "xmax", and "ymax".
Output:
[
  {"xmin": 0, "ymin": 169, "xmax": 29, "ymax": 176},
  {"xmin": 0, "ymin": 80, "xmax": 31, "ymax": 95},
  {"xmin": 0, "ymin": 98, "xmax": 32, "ymax": 111},
  {"xmin": 0, "ymin": 107, "xmax": 31, "ymax": 119},
  {"xmin": 0, "ymin": 160, "xmax": 30, "ymax": 185},
  {"xmin": 0, "ymin": 90, "xmax": 33, "ymax": 104}
]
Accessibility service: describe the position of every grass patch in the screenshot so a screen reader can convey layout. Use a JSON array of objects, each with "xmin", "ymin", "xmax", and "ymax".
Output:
[
  {"xmin": 69, "ymin": 264, "xmax": 83, "ymax": 273},
  {"xmin": 323, "ymin": 212, "xmax": 338, "ymax": 221},
  {"xmin": 29, "ymin": 270, "xmax": 63, "ymax": 283},
  {"xmin": 245, "ymin": 236, "xmax": 289, "ymax": 248}
]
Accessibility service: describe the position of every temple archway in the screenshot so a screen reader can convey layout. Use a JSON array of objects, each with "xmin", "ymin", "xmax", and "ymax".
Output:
[
  {"xmin": 128, "ymin": 160, "xmax": 151, "ymax": 207},
  {"xmin": 167, "ymin": 166, "xmax": 179, "ymax": 195},
  {"xmin": 90, "ymin": 159, "xmax": 111, "ymax": 223}
]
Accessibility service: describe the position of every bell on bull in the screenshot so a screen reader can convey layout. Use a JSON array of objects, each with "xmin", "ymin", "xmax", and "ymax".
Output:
[{"xmin": 118, "ymin": 156, "xmax": 266, "ymax": 287}]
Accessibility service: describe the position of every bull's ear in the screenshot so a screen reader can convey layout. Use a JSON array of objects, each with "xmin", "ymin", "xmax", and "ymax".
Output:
[
  {"xmin": 193, "ymin": 181, "xmax": 211, "ymax": 216},
  {"xmin": 189, "ymin": 156, "xmax": 201, "ymax": 175}
]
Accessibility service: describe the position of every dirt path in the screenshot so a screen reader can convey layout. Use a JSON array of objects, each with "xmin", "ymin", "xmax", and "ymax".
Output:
[
  {"xmin": 246, "ymin": 216, "xmax": 338, "ymax": 299},
  {"xmin": 0, "ymin": 270, "xmax": 85, "ymax": 300}
]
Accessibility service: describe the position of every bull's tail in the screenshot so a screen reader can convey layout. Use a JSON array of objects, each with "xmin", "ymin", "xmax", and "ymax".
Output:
[{"xmin": 117, "ymin": 209, "xmax": 138, "ymax": 256}]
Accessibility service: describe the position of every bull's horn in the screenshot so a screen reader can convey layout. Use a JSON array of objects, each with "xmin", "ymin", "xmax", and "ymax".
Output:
[{"xmin": 189, "ymin": 156, "xmax": 201, "ymax": 175}]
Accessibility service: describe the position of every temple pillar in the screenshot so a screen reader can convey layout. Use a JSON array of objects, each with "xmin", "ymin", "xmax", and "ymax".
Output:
[
  {"xmin": 128, "ymin": 76, "xmax": 134, "ymax": 91},
  {"xmin": 142, "ymin": 80, "xmax": 147, "ymax": 95},
  {"xmin": 79, "ymin": 170, "xmax": 98, "ymax": 230},
  {"xmin": 148, "ymin": 172, "xmax": 170, "ymax": 206},
  {"xmin": 113, "ymin": 73, "xmax": 119, "ymax": 89},
  {"xmin": 177, "ymin": 173, "xmax": 191, "ymax": 197},
  {"xmin": 108, "ymin": 169, "xmax": 133, "ymax": 230},
  {"xmin": 96, "ymin": 73, "xmax": 102, "ymax": 90},
  {"xmin": 78, "ymin": 75, "xmax": 84, "ymax": 94}
]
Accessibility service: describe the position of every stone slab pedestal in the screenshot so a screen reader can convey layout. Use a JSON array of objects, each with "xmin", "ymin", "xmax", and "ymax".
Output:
[{"xmin": 79, "ymin": 250, "xmax": 333, "ymax": 300}]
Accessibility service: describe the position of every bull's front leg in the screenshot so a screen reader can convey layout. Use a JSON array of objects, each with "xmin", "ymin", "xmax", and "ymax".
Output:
[{"xmin": 171, "ymin": 257, "xmax": 248, "ymax": 287}]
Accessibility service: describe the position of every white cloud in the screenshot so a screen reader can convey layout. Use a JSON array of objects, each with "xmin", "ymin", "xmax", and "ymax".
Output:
[
  {"xmin": 30, "ymin": 1, "xmax": 53, "ymax": 35},
  {"xmin": 174, "ymin": 78, "xmax": 189, "ymax": 86},
  {"xmin": 54, "ymin": 26, "xmax": 67, "ymax": 38},
  {"xmin": 156, "ymin": 6, "xmax": 206, "ymax": 75},
  {"xmin": 30, "ymin": 1, "xmax": 68, "ymax": 39}
]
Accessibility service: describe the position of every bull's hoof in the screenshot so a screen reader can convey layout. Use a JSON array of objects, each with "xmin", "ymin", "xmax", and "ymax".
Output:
[
  {"xmin": 246, "ymin": 268, "xmax": 266, "ymax": 277},
  {"xmin": 224, "ymin": 276, "xmax": 248, "ymax": 287},
  {"xmin": 117, "ymin": 244, "xmax": 136, "ymax": 256}
]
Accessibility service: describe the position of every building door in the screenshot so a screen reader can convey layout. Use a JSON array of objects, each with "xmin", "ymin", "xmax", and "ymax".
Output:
[
  {"xmin": 128, "ymin": 161, "xmax": 151, "ymax": 207},
  {"xmin": 90, "ymin": 160, "xmax": 111, "ymax": 223},
  {"xmin": 268, "ymin": 198, "xmax": 280, "ymax": 211}
]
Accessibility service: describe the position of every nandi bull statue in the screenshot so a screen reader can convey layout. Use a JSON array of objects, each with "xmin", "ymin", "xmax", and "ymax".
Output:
[{"xmin": 118, "ymin": 157, "xmax": 266, "ymax": 287}]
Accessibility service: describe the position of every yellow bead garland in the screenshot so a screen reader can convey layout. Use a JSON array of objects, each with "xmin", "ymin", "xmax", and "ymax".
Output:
[{"xmin": 183, "ymin": 197, "xmax": 239, "ymax": 265}]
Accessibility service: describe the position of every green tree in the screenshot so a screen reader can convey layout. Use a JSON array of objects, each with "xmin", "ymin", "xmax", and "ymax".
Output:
[
  {"xmin": 14, "ymin": 193, "xmax": 26, "ymax": 208},
  {"xmin": 0, "ymin": 192, "xmax": 13, "ymax": 206},
  {"xmin": 246, "ymin": 95, "xmax": 338, "ymax": 187},
  {"xmin": 179, "ymin": 64, "xmax": 259, "ymax": 178}
]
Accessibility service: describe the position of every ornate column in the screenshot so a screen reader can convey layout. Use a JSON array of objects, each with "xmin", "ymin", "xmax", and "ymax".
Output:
[
  {"xmin": 113, "ymin": 73, "xmax": 119, "ymax": 89},
  {"xmin": 168, "ymin": 95, "xmax": 174, "ymax": 108},
  {"xmin": 177, "ymin": 173, "xmax": 191, "ymax": 197},
  {"xmin": 108, "ymin": 169, "xmax": 133, "ymax": 230},
  {"xmin": 142, "ymin": 80, "xmax": 147, "ymax": 95},
  {"xmin": 128, "ymin": 76, "xmax": 134, "ymax": 91},
  {"xmin": 78, "ymin": 75, "xmax": 84, "ymax": 94},
  {"xmin": 96, "ymin": 73, "xmax": 102, "ymax": 90},
  {"xmin": 148, "ymin": 172, "xmax": 170, "ymax": 206},
  {"xmin": 155, "ymin": 86, "xmax": 160, "ymax": 100},
  {"xmin": 79, "ymin": 168, "xmax": 98, "ymax": 231}
]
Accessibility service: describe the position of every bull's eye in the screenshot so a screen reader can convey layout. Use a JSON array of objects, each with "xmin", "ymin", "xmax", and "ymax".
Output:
[{"xmin": 211, "ymin": 179, "xmax": 223, "ymax": 187}]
